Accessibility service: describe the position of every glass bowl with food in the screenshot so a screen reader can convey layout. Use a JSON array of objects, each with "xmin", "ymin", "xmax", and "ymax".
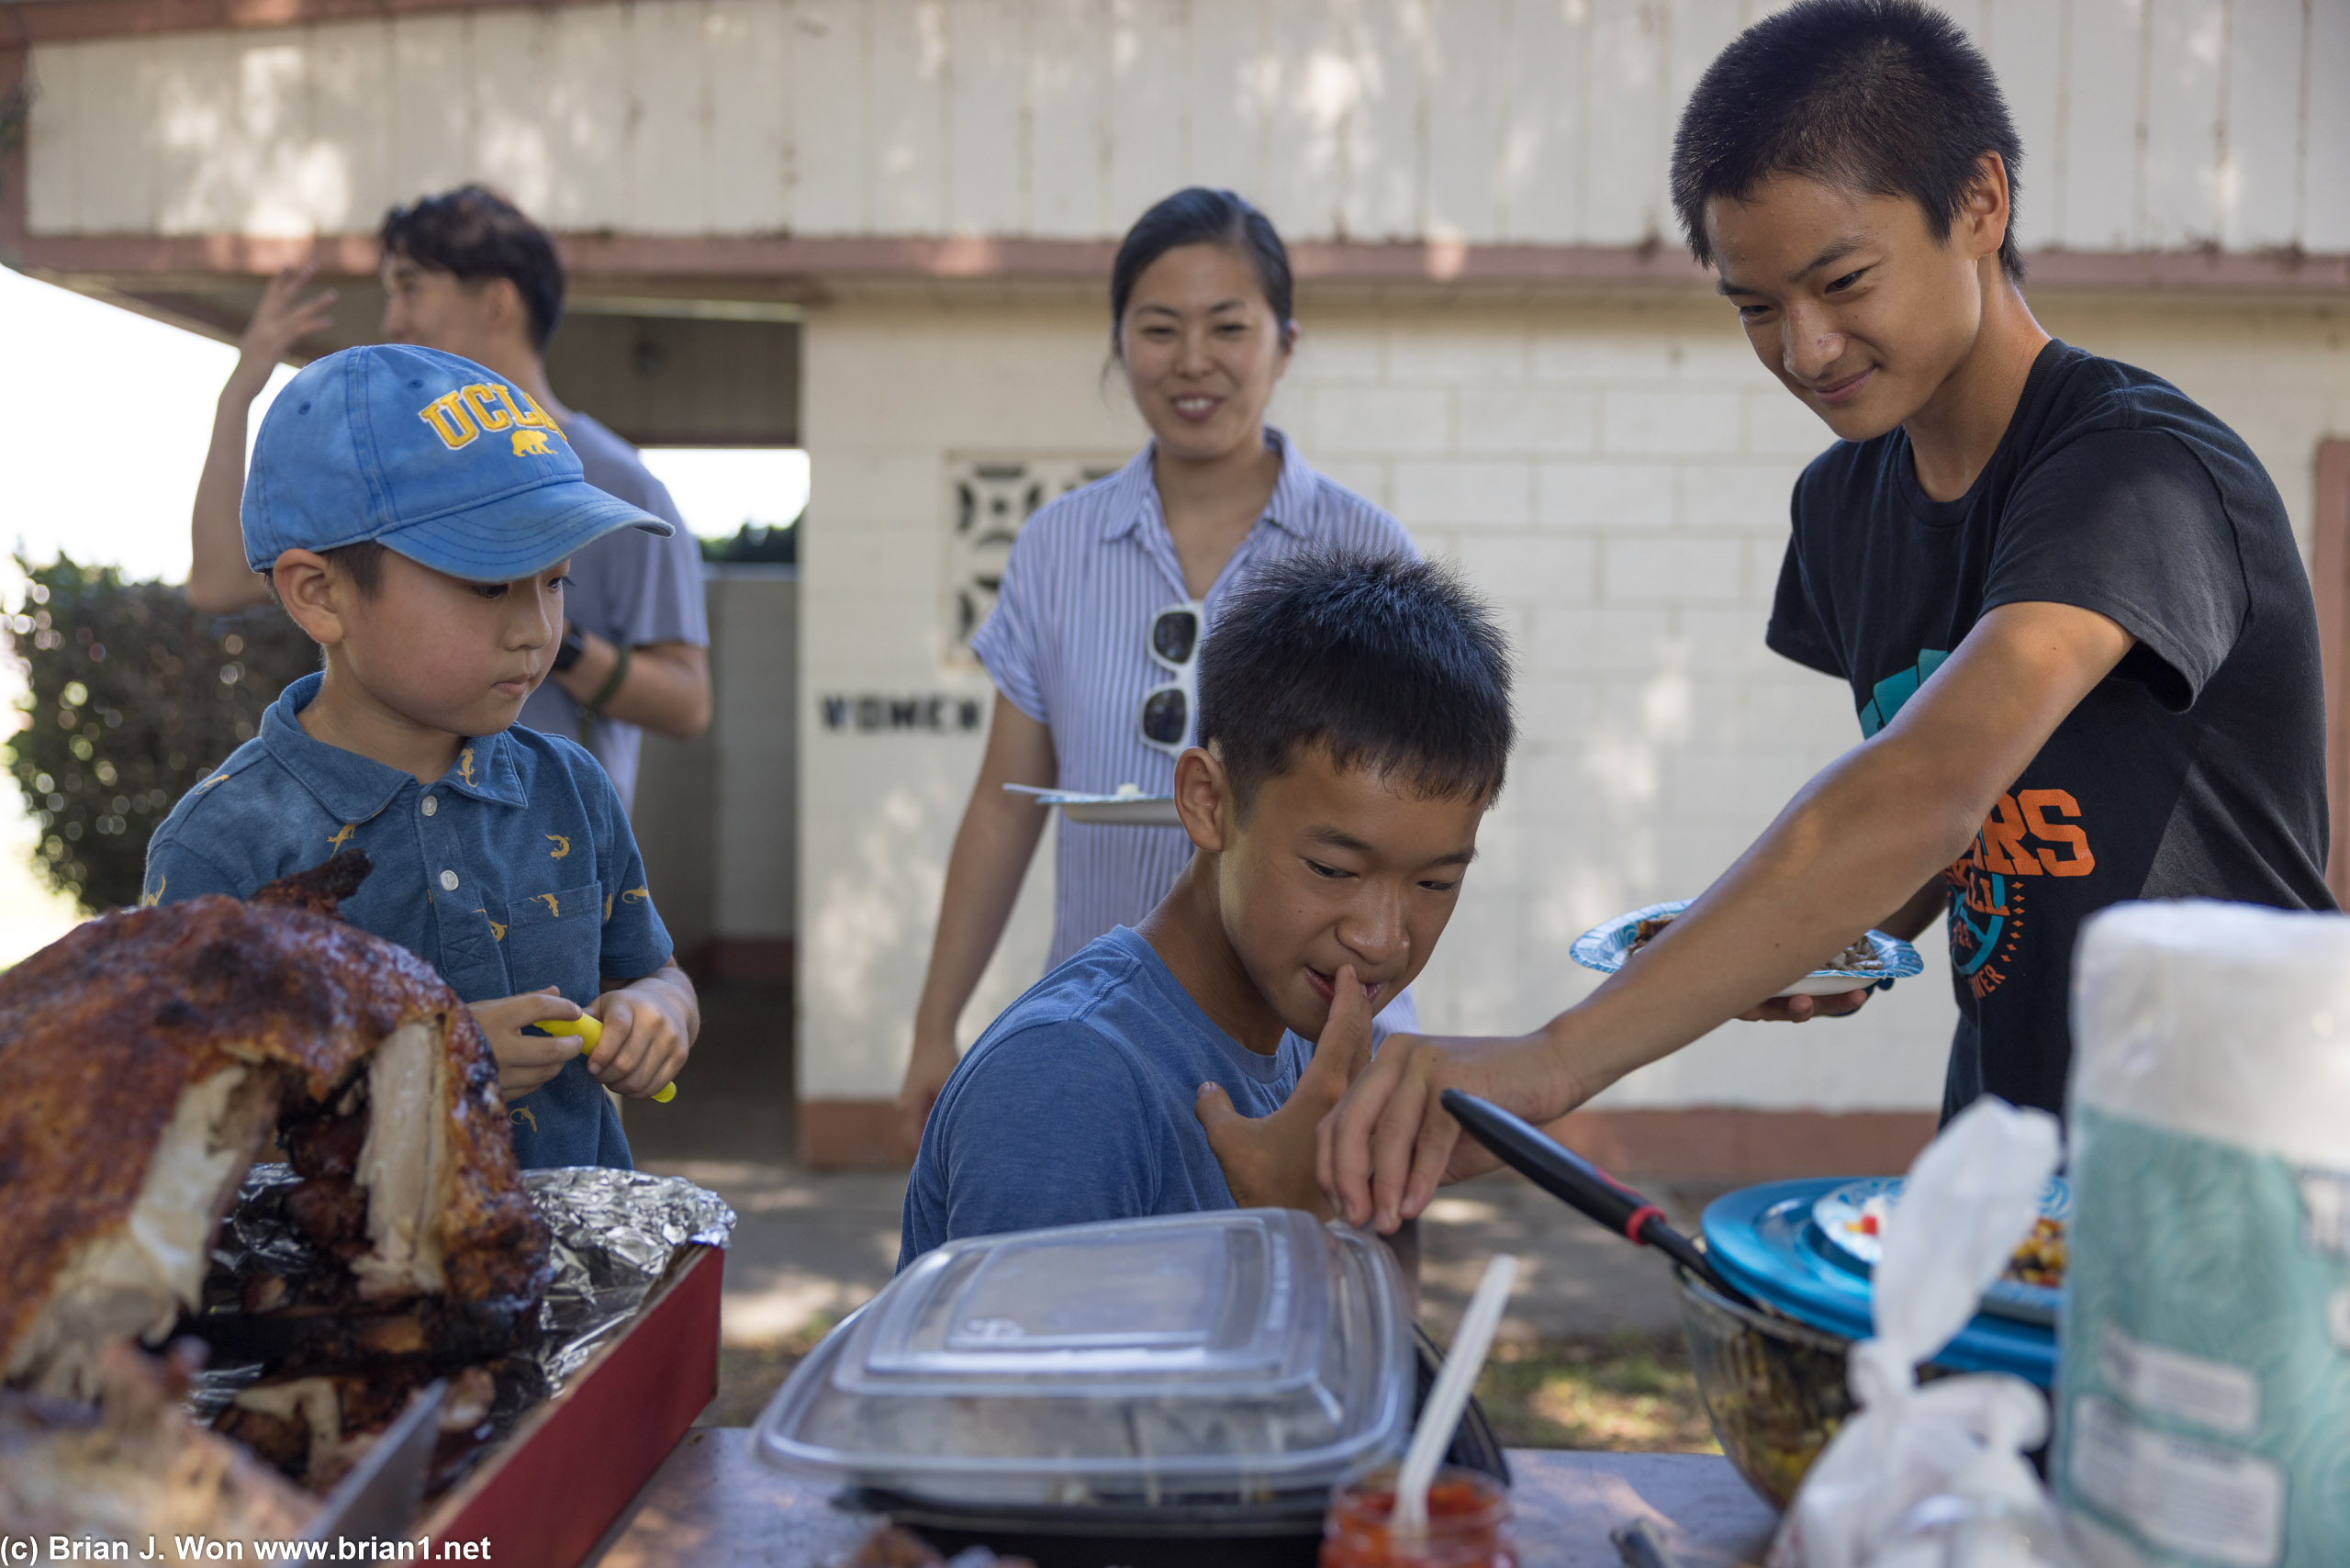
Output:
[{"xmin": 1673, "ymin": 1269, "xmax": 1861, "ymax": 1510}]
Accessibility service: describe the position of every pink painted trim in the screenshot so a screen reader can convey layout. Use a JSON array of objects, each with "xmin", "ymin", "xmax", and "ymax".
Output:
[
  {"xmin": 7, "ymin": 228, "xmax": 2346, "ymax": 295},
  {"xmin": 2025, "ymin": 247, "xmax": 2350, "ymax": 293},
  {"xmin": 799, "ymin": 1100, "xmax": 1942, "ymax": 1177},
  {"xmin": 1, "ymin": 0, "xmax": 610, "ymax": 48}
]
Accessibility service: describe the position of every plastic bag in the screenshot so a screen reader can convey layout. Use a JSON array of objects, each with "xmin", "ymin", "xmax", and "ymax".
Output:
[{"xmin": 1769, "ymin": 1098, "xmax": 2082, "ymax": 1568}]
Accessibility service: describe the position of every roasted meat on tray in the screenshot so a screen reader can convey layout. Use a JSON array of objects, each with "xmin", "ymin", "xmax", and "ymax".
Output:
[
  {"xmin": 218, "ymin": 1361, "xmax": 498, "ymax": 1494},
  {"xmin": 0, "ymin": 1339, "xmax": 311, "ymax": 1549},
  {"xmin": 0, "ymin": 850, "xmax": 554, "ymax": 1508}
]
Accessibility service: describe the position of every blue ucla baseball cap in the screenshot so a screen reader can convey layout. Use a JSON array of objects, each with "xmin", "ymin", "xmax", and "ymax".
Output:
[{"xmin": 241, "ymin": 343, "xmax": 672, "ymax": 582}]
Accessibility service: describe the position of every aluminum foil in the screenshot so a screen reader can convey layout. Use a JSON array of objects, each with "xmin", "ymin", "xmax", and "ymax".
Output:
[
  {"xmin": 526, "ymin": 1166, "xmax": 736, "ymax": 1386},
  {"xmin": 192, "ymin": 1164, "xmax": 734, "ymax": 1420}
]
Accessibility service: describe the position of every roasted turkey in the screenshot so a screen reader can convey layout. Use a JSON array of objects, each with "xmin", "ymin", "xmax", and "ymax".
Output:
[
  {"xmin": 0, "ymin": 1339, "xmax": 312, "ymax": 1550},
  {"xmin": 0, "ymin": 850, "xmax": 552, "ymax": 1400},
  {"xmin": 218, "ymin": 1361, "xmax": 498, "ymax": 1494}
]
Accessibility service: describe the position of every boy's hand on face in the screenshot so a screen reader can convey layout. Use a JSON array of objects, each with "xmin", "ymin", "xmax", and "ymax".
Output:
[
  {"xmin": 470, "ymin": 987, "xmax": 579, "ymax": 1100},
  {"xmin": 586, "ymin": 971, "xmax": 696, "ymax": 1100},
  {"xmin": 1197, "ymin": 964, "xmax": 1381, "ymax": 1219}
]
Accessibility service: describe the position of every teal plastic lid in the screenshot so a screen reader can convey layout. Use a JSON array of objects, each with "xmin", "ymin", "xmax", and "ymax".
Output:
[{"xmin": 1702, "ymin": 1179, "xmax": 2057, "ymax": 1386}]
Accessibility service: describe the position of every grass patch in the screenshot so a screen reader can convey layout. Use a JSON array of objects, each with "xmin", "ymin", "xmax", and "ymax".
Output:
[
  {"xmin": 701, "ymin": 1316, "xmax": 834, "ymax": 1428},
  {"xmin": 1470, "ymin": 1329, "xmax": 1721, "ymax": 1453},
  {"xmin": 704, "ymin": 1319, "xmax": 1720, "ymax": 1456}
]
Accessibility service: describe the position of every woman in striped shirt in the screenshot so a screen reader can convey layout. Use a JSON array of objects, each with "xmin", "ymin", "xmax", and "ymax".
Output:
[{"xmin": 898, "ymin": 187, "xmax": 1421, "ymax": 1141}]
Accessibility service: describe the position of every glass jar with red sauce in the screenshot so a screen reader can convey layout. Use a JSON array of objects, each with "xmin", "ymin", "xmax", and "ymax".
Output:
[{"xmin": 1321, "ymin": 1465, "xmax": 1517, "ymax": 1568}]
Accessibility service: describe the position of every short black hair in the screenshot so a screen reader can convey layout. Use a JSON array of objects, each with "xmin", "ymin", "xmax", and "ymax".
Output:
[
  {"xmin": 1111, "ymin": 187, "xmax": 1295, "ymax": 352},
  {"xmin": 379, "ymin": 185, "xmax": 566, "ymax": 350},
  {"xmin": 1670, "ymin": 0, "xmax": 2025, "ymax": 280},
  {"xmin": 1198, "ymin": 554, "xmax": 1514, "ymax": 814}
]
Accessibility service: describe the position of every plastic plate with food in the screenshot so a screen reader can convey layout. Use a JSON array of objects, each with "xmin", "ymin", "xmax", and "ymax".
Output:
[
  {"xmin": 1002, "ymin": 783, "xmax": 1181, "ymax": 826},
  {"xmin": 1699, "ymin": 1181, "xmax": 2057, "ymax": 1385},
  {"xmin": 1811, "ymin": 1173, "xmax": 2070, "ymax": 1325},
  {"xmin": 1570, "ymin": 900, "xmax": 1924, "ymax": 997}
]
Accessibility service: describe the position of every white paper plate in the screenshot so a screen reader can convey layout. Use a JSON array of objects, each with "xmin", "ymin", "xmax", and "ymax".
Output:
[
  {"xmin": 1002, "ymin": 784, "xmax": 1181, "ymax": 826},
  {"xmin": 1569, "ymin": 898, "xmax": 1923, "ymax": 998}
]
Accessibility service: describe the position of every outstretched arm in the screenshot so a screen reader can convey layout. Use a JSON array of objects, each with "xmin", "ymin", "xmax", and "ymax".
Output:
[
  {"xmin": 897, "ymin": 694, "xmax": 1057, "ymax": 1146},
  {"xmin": 188, "ymin": 266, "xmax": 338, "ymax": 612},
  {"xmin": 1319, "ymin": 599, "xmax": 2134, "ymax": 1231}
]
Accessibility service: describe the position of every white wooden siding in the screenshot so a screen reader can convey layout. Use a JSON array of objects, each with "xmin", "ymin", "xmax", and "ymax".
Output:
[{"xmin": 24, "ymin": 0, "xmax": 2346, "ymax": 252}]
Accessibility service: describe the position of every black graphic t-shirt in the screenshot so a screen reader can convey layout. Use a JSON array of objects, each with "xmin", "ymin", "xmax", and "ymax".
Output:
[{"xmin": 1768, "ymin": 340, "xmax": 2334, "ymax": 1119}]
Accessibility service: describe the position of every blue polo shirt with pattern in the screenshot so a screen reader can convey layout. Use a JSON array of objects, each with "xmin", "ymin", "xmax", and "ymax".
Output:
[{"xmin": 141, "ymin": 672, "xmax": 673, "ymax": 1170}]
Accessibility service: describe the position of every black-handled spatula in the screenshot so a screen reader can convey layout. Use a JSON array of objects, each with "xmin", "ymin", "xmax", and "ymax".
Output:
[{"xmin": 1440, "ymin": 1089, "xmax": 1758, "ymax": 1310}]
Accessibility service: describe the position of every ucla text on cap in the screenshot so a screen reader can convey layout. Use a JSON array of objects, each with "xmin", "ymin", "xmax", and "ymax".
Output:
[
  {"xmin": 241, "ymin": 343, "xmax": 670, "ymax": 584},
  {"xmin": 417, "ymin": 381, "xmax": 567, "ymax": 457}
]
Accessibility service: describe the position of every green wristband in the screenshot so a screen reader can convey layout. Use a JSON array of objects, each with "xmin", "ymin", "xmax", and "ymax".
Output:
[{"xmin": 584, "ymin": 642, "xmax": 632, "ymax": 715}]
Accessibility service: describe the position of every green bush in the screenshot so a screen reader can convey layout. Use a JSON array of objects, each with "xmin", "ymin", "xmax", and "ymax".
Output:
[
  {"xmin": 6, "ymin": 557, "xmax": 317, "ymax": 913},
  {"xmin": 699, "ymin": 521, "xmax": 796, "ymax": 566}
]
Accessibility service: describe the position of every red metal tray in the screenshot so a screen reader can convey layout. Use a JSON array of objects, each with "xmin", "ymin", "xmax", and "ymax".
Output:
[{"xmin": 419, "ymin": 1244, "xmax": 722, "ymax": 1566}]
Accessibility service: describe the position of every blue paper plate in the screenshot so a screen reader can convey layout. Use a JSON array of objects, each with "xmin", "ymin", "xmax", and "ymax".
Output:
[
  {"xmin": 1700, "ymin": 1180, "xmax": 2056, "ymax": 1387},
  {"xmin": 1570, "ymin": 900, "xmax": 1924, "ymax": 996},
  {"xmin": 1811, "ymin": 1174, "xmax": 2068, "ymax": 1327}
]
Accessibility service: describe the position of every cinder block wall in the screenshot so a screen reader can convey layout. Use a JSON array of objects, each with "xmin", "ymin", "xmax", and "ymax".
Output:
[
  {"xmin": 632, "ymin": 568, "xmax": 800, "ymax": 980},
  {"xmin": 798, "ymin": 283, "xmax": 2350, "ymax": 1168},
  {"xmin": 798, "ymin": 291, "xmax": 1132, "ymax": 1133}
]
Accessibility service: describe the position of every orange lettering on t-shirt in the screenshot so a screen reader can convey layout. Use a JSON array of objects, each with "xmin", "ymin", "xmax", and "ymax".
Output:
[
  {"xmin": 1979, "ymin": 793, "xmax": 2035, "ymax": 875},
  {"xmin": 2020, "ymin": 789, "xmax": 2095, "ymax": 877}
]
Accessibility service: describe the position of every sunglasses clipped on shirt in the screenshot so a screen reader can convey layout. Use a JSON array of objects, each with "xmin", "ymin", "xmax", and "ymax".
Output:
[{"xmin": 1138, "ymin": 599, "xmax": 1205, "ymax": 755}]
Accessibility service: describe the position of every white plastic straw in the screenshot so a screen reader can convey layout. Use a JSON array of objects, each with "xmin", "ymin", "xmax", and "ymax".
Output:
[{"xmin": 1391, "ymin": 1252, "xmax": 1518, "ymax": 1538}]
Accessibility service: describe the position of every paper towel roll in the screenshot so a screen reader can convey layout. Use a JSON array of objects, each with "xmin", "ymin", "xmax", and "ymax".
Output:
[
  {"xmin": 2071, "ymin": 898, "xmax": 2350, "ymax": 1167},
  {"xmin": 2060, "ymin": 899, "xmax": 2350, "ymax": 1568}
]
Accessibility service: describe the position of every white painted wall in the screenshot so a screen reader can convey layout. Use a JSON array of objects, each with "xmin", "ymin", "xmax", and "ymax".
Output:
[
  {"xmin": 629, "ymin": 568, "xmax": 800, "ymax": 956},
  {"xmin": 797, "ymin": 289, "xmax": 1136, "ymax": 1100},
  {"xmin": 799, "ymin": 283, "xmax": 2350, "ymax": 1109},
  {"xmin": 26, "ymin": 0, "xmax": 2350, "ymax": 253}
]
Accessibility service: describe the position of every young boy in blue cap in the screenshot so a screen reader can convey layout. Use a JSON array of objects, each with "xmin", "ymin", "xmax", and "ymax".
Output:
[{"xmin": 143, "ymin": 342, "xmax": 696, "ymax": 1170}]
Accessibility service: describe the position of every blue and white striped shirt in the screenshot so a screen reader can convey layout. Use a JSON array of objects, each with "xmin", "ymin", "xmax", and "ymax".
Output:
[{"xmin": 971, "ymin": 429, "xmax": 1420, "ymax": 973}]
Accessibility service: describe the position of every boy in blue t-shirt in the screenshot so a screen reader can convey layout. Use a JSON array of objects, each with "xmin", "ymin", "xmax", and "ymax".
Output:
[
  {"xmin": 143, "ymin": 342, "xmax": 697, "ymax": 1170},
  {"xmin": 900, "ymin": 554, "xmax": 1514, "ymax": 1262}
]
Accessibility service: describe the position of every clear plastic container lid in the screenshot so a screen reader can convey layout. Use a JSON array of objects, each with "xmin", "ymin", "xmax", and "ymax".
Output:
[{"xmin": 753, "ymin": 1209, "xmax": 1413, "ymax": 1505}]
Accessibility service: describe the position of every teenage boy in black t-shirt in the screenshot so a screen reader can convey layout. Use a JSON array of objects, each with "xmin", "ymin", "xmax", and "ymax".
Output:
[
  {"xmin": 1310, "ymin": 0, "xmax": 2335, "ymax": 1234},
  {"xmin": 1772, "ymin": 345, "xmax": 2331, "ymax": 1115}
]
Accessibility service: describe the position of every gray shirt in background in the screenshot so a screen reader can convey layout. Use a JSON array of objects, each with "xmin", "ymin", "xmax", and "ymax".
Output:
[{"xmin": 519, "ymin": 410, "xmax": 710, "ymax": 808}]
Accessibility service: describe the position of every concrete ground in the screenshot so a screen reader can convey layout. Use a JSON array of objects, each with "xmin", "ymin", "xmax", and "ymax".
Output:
[{"xmin": 632, "ymin": 980, "xmax": 1729, "ymax": 1349}]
